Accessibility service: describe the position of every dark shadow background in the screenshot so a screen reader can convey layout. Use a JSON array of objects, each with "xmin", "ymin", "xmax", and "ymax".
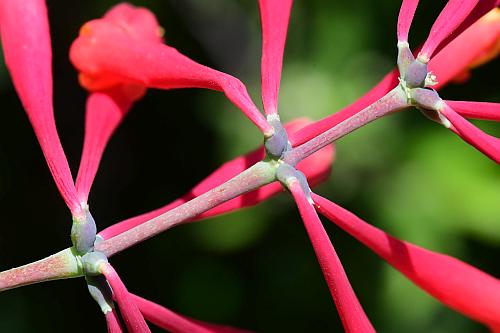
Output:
[{"xmin": 0, "ymin": 1, "xmax": 498, "ymax": 332}]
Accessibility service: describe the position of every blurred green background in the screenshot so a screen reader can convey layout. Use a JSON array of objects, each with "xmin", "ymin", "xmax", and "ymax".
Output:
[{"xmin": 0, "ymin": 0, "xmax": 498, "ymax": 332}]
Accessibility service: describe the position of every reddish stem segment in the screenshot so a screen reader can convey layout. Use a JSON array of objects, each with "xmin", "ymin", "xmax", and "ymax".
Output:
[
  {"xmin": 95, "ymin": 161, "xmax": 277, "ymax": 256},
  {"xmin": 285, "ymin": 86, "xmax": 408, "ymax": 165},
  {"xmin": 288, "ymin": 181, "xmax": 375, "ymax": 333},
  {"xmin": 98, "ymin": 118, "xmax": 333, "ymax": 240}
]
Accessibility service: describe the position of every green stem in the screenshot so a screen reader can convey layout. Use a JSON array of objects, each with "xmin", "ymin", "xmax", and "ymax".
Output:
[
  {"xmin": 94, "ymin": 161, "xmax": 278, "ymax": 257},
  {"xmin": 0, "ymin": 248, "xmax": 84, "ymax": 292},
  {"xmin": 283, "ymin": 86, "xmax": 409, "ymax": 166}
]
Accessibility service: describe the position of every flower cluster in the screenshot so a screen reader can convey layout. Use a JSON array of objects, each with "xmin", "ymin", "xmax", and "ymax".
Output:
[{"xmin": 0, "ymin": 0, "xmax": 498, "ymax": 332}]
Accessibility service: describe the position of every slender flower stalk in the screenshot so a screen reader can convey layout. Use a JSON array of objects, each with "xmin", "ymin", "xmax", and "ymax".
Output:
[
  {"xmin": 100, "ymin": 263, "xmax": 151, "ymax": 333},
  {"xmin": 286, "ymin": 177, "xmax": 375, "ymax": 333},
  {"xmin": 95, "ymin": 161, "xmax": 277, "ymax": 256},
  {"xmin": 312, "ymin": 193, "xmax": 500, "ymax": 331},
  {"xmin": 98, "ymin": 118, "xmax": 333, "ymax": 240},
  {"xmin": 0, "ymin": 248, "xmax": 83, "ymax": 292},
  {"xmin": 284, "ymin": 86, "xmax": 408, "ymax": 165}
]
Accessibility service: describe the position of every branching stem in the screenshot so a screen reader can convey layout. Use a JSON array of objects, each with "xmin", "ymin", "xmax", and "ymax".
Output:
[
  {"xmin": 0, "ymin": 86, "xmax": 410, "ymax": 291},
  {"xmin": 283, "ymin": 86, "xmax": 409, "ymax": 166},
  {"xmin": 94, "ymin": 161, "xmax": 278, "ymax": 257}
]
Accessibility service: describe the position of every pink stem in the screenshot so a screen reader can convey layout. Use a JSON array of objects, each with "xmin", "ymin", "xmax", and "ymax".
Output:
[
  {"xmin": 288, "ymin": 70, "xmax": 400, "ymax": 146},
  {"xmin": 0, "ymin": 248, "xmax": 83, "ymax": 292},
  {"xmin": 98, "ymin": 119, "xmax": 334, "ymax": 240},
  {"xmin": 284, "ymin": 86, "xmax": 407, "ymax": 165},
  {"xmin": 289, "ymin": 181, "xmax": 375, "ymax": 333},
  {"xmin": 94, "ymin": 161, "xmax": 276, "ymax": 256}
]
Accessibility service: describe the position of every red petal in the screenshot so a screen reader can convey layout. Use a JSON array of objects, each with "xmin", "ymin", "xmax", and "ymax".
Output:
[
  {"xmin": 131, "ymin": 293, "xmax": 253, "ymax": 333},
  {"xmin": 397, "ymin": 0, "xmax": 419, "ymax": 42},
  {"xmin": 440, "ymin": 104, "xmax": 500, "ymax": 163},
  {"xmin": 312, "ymin": 193, "xmax": 500, "ymax": 330},
  {"xmin": 289, "ymin": 182, "xmax": 375, "ymax": 333},
  {"xmin": 70, "ymin": 5, "xmax": 272, "ymax": 136},
  {"xmin": 259, "ymin": 0, "xmax": 293, "ymax": 115},
  {"xmin": 101, "ymin": 264, "xmax": 151, "ymax": 333},
  {"xmin": 98, "ymin": 119, "xmax": 333, "ymax": 240},
  {"xmin": 420, "ymin": 0, "xmax": 479, "ymax": 61},
  {"xmin": 445, "ymin": 101, "xmax": 500, "ymax": 121},
  {"xmin": 105, "ymin": 309, "xmax": 124, "ymax": 333},
  {"xmin": 0, "ymin": 0, "xmax": 80, "ymax": 214}
]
